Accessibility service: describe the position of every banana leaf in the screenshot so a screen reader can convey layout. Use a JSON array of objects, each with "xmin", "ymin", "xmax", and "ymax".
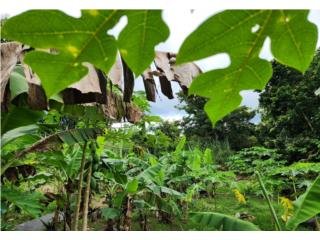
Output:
[
  {"xmin": 1, "ymin": 124, "xmax": 39, "ymax": 147},
  {"xmin": 286, "ymin": 175, "xmax": 320, "ymax": 230},
  {"xmin": 16, "ymin": 128, "xmax": 103, "ymax": 158},
  {"xmin": 189, "ymin": 212, "xmax": 260, "ymax": 231}
]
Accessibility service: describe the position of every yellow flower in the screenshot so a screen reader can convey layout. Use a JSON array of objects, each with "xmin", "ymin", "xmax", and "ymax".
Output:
[
  {"xmin": 279, "ymin": 196, "xmax": 293, "ymax": 222},
  {"xmin": 232, "ymin": 189, "xmax": 246, "ymax": 204}
]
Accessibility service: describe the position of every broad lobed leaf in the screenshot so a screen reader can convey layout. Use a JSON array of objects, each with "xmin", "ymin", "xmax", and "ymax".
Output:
[
  {"xmin": 2, "ymin": 10, "xmax": 169, "ymax": 97},
  {"xmin": 177, "ymin": 10, "xmax": 317, "ymax": 125}
]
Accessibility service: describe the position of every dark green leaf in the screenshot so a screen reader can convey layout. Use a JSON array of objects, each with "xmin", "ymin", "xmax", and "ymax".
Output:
[
  {"xmin": 1, "ymin": 124, "xmax": 38, "ymax": 147},
  {"xmin": 9, "ymin": 65, "xmax": 29, "ymax": 100},
  {"xmin": 1, "ymin": 106, "xmax": 43, "ymax": 134},
  {"xmin": 1, "ymin": 187, "xmax": 44, "ymax": 217},
  {"xmin": 189, "ymin": 212, "xmax": 260, "ymax": 231},
  {"xmin": 101, "ymin": 207, "xmax": 121, "ymax": 220}
]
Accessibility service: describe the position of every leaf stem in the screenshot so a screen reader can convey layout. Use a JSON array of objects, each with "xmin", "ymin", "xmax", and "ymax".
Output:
[{"xmin": 256, "ymin": 171, "xmax": 282, "ymax": 231}]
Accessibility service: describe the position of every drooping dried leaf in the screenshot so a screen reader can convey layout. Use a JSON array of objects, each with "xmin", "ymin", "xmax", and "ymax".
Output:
[
  {"xmin": 171, "ymin": 62, "xmax": 202, "ymax": 90},
  {"xmin": 142, "ymin": 69, "xmax": 156, "ymax": 102},
  {"xmin": 1, "ymin": 42, "xmax": 23, "ymax": 103},
  {"xmin": 126, "ymin": 103, "xmax": 144, "ymax": 123},
  {"xmin": 154, "ymin": 52, "xmax": 175, "ymax": 80},
  {"xmin": 16, "ymin": 128, "xmax": 103, "ymax": 158},
  {"xmin": 108, "ymin": 54, "xmax": 123, "ymax": 89},
  {"xmin": 122, "ymin": 58, "xmax": 135, "ymax": 102},
  {"xmin": 22, "ymin": 63, "xmax": 47, "ymax": 110},
  {"xmin": 152, "ymin": 51, "xmax": 201, "ymax": 97}
]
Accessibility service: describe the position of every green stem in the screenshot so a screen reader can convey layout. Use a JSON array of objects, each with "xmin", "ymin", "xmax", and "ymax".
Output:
[
  {"xmin": 291, "ymin": 174, "xmax": 297, "ymax": 200},
  {"xmin": 256, "ymin": 171, "xmax": 282, "ymax": 231}
]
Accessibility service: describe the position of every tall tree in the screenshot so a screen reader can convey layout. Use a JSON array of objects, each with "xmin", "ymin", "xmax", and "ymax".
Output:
[
  {"xmin": 177, "ymin": 92, "xmax": 257, "ymax": 150},
  {"xmin": 258, "ymin": 50, "xmax": 320, "ymax": 163}
]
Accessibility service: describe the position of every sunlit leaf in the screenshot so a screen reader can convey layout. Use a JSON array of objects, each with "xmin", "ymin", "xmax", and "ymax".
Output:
[{"xmin": 177, "ymin": 10, "xmax": 317, "ymax": 125}]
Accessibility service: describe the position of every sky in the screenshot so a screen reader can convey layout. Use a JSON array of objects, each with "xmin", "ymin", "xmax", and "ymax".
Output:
[{"xmin": 3, "ymin": 9, "xmax": 320, "ymax": 122}]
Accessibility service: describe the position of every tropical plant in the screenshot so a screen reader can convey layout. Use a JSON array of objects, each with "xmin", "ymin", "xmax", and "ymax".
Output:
[
  {"xmin": 189, "ymin": 212, "xmax": 260, "ymax": 231},
  {"xmin": 286, "ymin": 175, "xmax": 320, "ymax": 230}
]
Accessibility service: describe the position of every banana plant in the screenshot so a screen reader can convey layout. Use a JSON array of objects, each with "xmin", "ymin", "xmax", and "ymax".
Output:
[
  {"xmin": 286, "ymin": 175, "xmax": 320, "ymax": 230},
  {"xmin": 189, "ymin": 212, "xmax": 260, "ymax": 231},
  {"xmin": 257, "ymin": 172, "xmax": 320, "ymax": 230}
]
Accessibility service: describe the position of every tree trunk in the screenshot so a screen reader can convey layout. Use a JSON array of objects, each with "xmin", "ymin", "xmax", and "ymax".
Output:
[
  {"xmin": 64, "ymin": 178, "xmax": 73, "ymax": 230},
  {"xmin": 82, "ymin": 162, "xmax": 92, "ymax": 231},
  {"xmin": 123, "ymin": 196, "xmax": 132, "ymax": 231},
  {"xmin": 139, "ymin": 211, "xmax": 149, "ymax": 231},
  {"xmin": 73, "ymin": 142, "xmax": 87, "ymax": 231}
]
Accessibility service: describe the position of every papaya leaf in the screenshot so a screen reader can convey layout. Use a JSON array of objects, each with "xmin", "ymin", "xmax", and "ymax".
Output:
[
  {"xmin": 286, "ymin": 175, "xmax": 320, "ymax": 230},
  {"xmin": 118, "ymin": 10, "xmax": 170, "ymax": 75},
  {"xmin": 2, "ymin": 10, "xmax": 122, "ymax": 97},
  {"xmin": 177, "ymin": 10, "xmax": 318, "ymax": 125},
  {"xmin": 189, "ymin": 212, "xmax": 260, "ymax": 231},
  {"xmin": 2, "ymin": 10, "xmax": 169, "ymax": 97}
]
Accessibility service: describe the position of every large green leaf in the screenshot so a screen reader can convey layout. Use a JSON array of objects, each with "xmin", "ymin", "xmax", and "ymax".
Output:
[
  {"xmin": 2, "ymin": 10, "xmax": 169, "ymax": 97},
  {"xmin": 101, "ymin": 207, "xmax": 121, "ymax": 220},
  {"xmin": 1, "ymin": 106, "xmax": 44, "ymax": 134},
  {"xmin": 160, "ymin": 186, "xmax": 183, "ymax": 198},
  {"xmin": 118, "ymin": 10, "xmax": 170, "ymax": 75},
  {"xmin": 126, "ymin": 178, "xmax": 139, "ymax": 193},
  {"xmin": 138, "ymin": 164, "xmax": 163, "ymax": 184},
  {"xmin": 189, "ymin": 212, "xmax": 260, "ymax": 231},
  {"xmin": 1, "ymin": 124, "xmax": 38, "ymax": 148},
  {"xmin": 286, "ymin": 175, "xmax": 320, "ymax": 230},
  {"xmin": 9, "ymin": 65, "xmax": 29, "ymax": 100},
  {"xmin": 1, "ymin": 187, "xmax": 44, "ymax": 217},
  {"xmin": 177, "ymin": 10, "xmax": 318, "ymax": 125},
  {"xmin": 2, "ymin": 10, "xmax": 121, "ymax": 97},
  {"xmin": 64, "ymin": 145, "xmax": 82, "ymax": 178}
]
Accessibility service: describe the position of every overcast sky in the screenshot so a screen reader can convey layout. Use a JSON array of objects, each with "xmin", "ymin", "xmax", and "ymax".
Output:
[{"xmin": 3, "ymin": 9, "xmax": 320, "ymax": 122}]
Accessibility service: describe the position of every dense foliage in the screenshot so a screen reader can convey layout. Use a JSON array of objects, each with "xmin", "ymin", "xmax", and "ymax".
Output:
[
  {"xmin": 1, "ymin": 9, "xmax": 319, "ymax": 232},
  {"xmin": 177, "ymin": 92, "xmax": 257, "ymax": 150},
  {"xmin": 259, "ymin": 50, "xmax": 320, "ymax": 163}
]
